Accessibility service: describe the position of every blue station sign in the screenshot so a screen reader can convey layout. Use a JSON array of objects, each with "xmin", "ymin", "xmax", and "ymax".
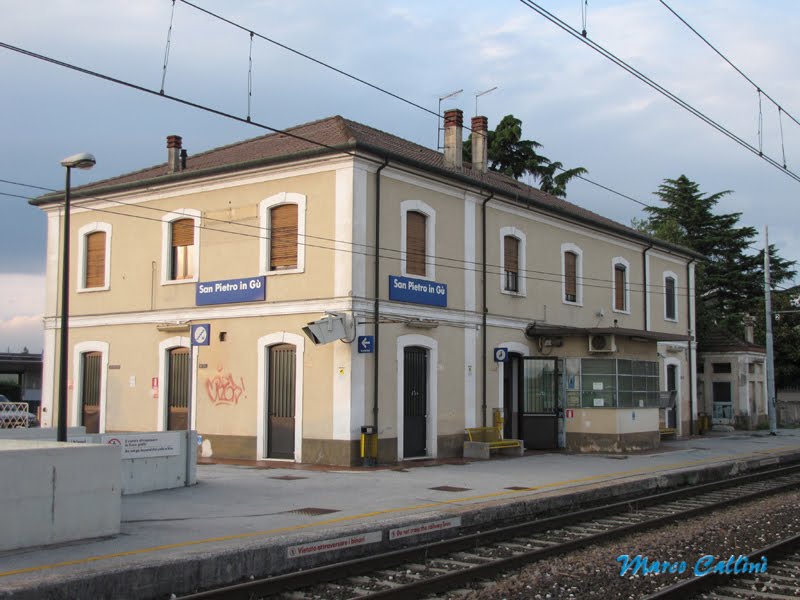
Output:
[
  {"xmin": 389, "ymin": 275, "xmax": 447, "ymax": 307},
  {"xmin": 196, "ymin": 276, "xmax": 266, "ymax": 306},
  {"xmin": 357, "ymin": 336, "xmax": 374, "ymax": 353}
]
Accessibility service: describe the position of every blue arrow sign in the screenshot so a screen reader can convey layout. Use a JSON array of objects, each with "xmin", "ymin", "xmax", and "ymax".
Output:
[{"xmin": 358, "ymin": 336, "xmax": 374, "ymax": 353}]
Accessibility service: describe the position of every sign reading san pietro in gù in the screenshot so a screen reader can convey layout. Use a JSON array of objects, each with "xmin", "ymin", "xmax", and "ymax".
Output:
[
  {"xmin": 100, "ymin": 433, "xmax": 180, "ymax": 459},
  {"xmin": 389, "ymin": 275, "xmax": 447, "ymax": 307},
  {"xmin": 196, "ymin": 276, "xmax": 266, "ymax": 306}
]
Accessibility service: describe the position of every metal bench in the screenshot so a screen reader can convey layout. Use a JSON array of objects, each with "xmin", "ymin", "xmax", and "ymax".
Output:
[{"xmin": 463, "ymin": 426, "xmax": 524, "ymax": 460}]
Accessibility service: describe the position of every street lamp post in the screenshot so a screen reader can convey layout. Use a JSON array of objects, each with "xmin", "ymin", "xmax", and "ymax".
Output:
[{"xmin": 57, "ymin": 152, "xmax": 96, "ymax": 442}]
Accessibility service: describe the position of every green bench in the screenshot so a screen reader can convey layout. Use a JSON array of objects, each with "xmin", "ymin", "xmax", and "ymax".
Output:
[{"xmin": 463, "ymin": 426, "xmax": 524, "ymax": 460}]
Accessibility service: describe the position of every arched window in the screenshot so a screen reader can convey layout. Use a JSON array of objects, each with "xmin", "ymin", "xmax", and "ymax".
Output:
[
  {"xmin": 161, "ymin": 210, "xmax": 200, "ymax": 284},
  {"xmin": 612, "ymin": 257, "xmax": 631, "ymax": 313},
  {"xmin": 259, "ymin": 192, "xmax": 306, "ymax": 275},
  {"xmin": 664, "ymin": 271, "xmax": 678, "ymax": 321},
  {"xmin": 406, "ymin": 210, "xmax": 427, "ymax": 276},
  {"xmin": 561, "ymin": 243, "xmax": 583, "ymax": 305},
  {"xmin": 500, "ymin": 226, "xmax": 526, "ymax": 296},
  {"xmin": 400, "ymin": 200, "xmax": 436, "ymax": 280},
  {"xmin": 77, "ymin": 222, "xmax": 111, "ymax": 292}
]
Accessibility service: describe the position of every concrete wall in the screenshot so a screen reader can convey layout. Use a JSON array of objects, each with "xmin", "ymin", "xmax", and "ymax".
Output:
[
  {"xmin": 0, "ymin": 426, "xmax": 86, "ymax": 441},
  {"xmin": 0, "ymin": 440, "xmax": 121, "ymax": 551}
]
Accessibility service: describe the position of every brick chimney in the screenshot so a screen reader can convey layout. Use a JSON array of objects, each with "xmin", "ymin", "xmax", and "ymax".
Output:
[
  {"xmin": 443, "ymin": 109, "xmax": 463, "ymax": 169},
  {"xmin": 743, "ymin": 314, "xmax": 755, "ymax": 344},
  {"xmin": 471, "ymin": 116, "xmax": 488, "ymax": 173},
  {"xmin": 167, "ymin": 135, "xmax": 183, "ymax": 173}
]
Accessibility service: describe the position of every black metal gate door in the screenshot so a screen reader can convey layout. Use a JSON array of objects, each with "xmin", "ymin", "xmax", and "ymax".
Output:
[
  {"xmin": 521, "ymin": 357, "xmax": 559, "ymax": 450},
  {"xmin": 167, "ymin": 347, "xmax": 190, "ymax": 431},
  {"xmin": 403, "ymin": 346, "xmax": 428, "ymax": 458},
  {"xmin": 268, "ymin": 344, "xmax": 296, "ymax": 459},
  {"xmin": 81, "ymin": 352, "xmax": 101, "ymax": 434}
]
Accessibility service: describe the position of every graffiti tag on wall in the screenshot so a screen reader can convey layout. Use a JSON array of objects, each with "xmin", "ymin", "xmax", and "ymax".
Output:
[{"xmin": 206, "ymin": 367, "xmax": 246, "ymax": 406}]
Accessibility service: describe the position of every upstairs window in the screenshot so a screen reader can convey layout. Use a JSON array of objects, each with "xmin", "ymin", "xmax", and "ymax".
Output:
[
  {"xmin": 259, "ymin": 192, "xmax": 306, "ymax": 275},
  {"xmin": 406, "ymin": 210, "xmax": 427, "ymax": 277},
  {"xmin": 77, "ymin": 222, "xmax": 111, "ymax": 292},
  {"xmin": 170, "ymin": 218, "xmax": 195, "ymax": 280},
  {"xmin": 564, "ymin": 251, "xmax": 578, "ymax": 302},
  {"xmin": 270, "ymin": 204, "xmax": 298, "ymax": 270},
  {"xmin": 613, "ymin": 260, "xmax": 629, "ymax": 312},
  {"xmin": 664, "ymin": 272, "xmax": 678, "ymax": 321},
  {"xmin": 503, "ymin": 235, "xmax": 519, "ymax": 293},
  {"xmin": 85, "ymin": 232, "xmax": 107, "ymax": 288}
]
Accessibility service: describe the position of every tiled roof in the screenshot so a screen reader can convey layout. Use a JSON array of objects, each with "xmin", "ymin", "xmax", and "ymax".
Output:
[
  {"xmin": 32, "ymin": 115, "xmax": 697, "ymax": 256},
  {"xmin": 698, "ymin": 329, "xmax": 765, "ymax": 354}
]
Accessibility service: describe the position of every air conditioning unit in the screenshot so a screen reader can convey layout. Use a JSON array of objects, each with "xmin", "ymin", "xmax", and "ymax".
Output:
[{"xmin": 589, "ymin": 334, "xmax": 616, "ymax": 353}]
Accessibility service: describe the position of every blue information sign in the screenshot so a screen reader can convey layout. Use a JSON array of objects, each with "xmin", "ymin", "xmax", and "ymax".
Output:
[
  {"xmin": 388, "ymin": 275, "xmax": 447, "ymax": 307},
  {"xmin": 494, "ymin": 347, "xmax": 509, "ymax": 363},
  {"xmin": 191, "ymin": 324, "xmax": 211, "ymax": 346},
  {"xmin": 196, "ymin": 276, "xmax": 266, "ymax": 306},
  {"xmin": 357, "ymin": 336, "xmax": 374, "ymax": 353}
]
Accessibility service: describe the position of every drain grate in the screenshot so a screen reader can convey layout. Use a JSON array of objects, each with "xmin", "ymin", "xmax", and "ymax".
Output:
[
  {"xmin": 429, "ymin": 485, "xmax": 471, "ymax": 492},
  {"xmin": 505, "ymin": 486, "xmax": 533, "ymax": 491},
  {"xmin": 286, "ymin": 507, "xmax": 340, "ymax": 516},
  {"xmin": 269, "ymin": 475, "xmax": 308, "ymax": 480}
]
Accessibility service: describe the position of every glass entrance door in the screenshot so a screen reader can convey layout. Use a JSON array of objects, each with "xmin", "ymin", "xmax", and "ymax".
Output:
[{"xmin": 521, "ymin": 358, "xmax": 559, "ymax": 450}]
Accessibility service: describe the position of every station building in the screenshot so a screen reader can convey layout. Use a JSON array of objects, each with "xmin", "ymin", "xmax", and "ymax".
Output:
[{"xmin": 33, "ymin": 110, "xmax": 699, "ymax": 465}]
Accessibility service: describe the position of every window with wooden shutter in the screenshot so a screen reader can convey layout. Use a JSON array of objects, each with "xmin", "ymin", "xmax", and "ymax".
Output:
[
  {"xmin": 504, "ymin": 235, "xmax": 519, "ymax": 292},
  {"xmin": 85, "ymin": 231, "xmax": 106, "ymax": 288},
  {"xmin": 270, "ymin": 204, "xmax": 298, "ymax": 270},
  {"xmin": 614, "ymin": 264, "xmax": 626, "ymax": 311},
  {"xmin": 564, "ymin": 251, "xmax": 577, "ymax": 302},
  {"xmin": 406, "ymin": 211, "xmax": 426, "ymax": 276},
  {"xmin": 665, "ymin": 276, "xmax": 676, "ymax": 320},
  {"xmin": 170, "ymin": 218, "xmax": 195, "ymax": 280}
]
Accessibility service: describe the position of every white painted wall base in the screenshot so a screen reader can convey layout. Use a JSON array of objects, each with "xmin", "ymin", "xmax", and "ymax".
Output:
[{"xmin": 0, "ymin": 440, "xmax": 121, "ymax": 551}]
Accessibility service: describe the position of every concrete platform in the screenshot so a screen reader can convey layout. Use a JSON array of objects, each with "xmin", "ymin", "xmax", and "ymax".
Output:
[{"xmin": 2, "ymin": 430, "xmax": 800, "ymax": 599}]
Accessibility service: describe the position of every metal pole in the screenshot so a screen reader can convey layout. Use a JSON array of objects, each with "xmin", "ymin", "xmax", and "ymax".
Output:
[
  {"xmin": 764, "ymin": 226, "xmax": 778, "ymax": 435},
  {"xmin": 186, "ymin": 344, "xmax": 195, "ymax": 486},
  {"xmin": 57, "ymin": 167, "xmax": 72, "ymax": 442}
]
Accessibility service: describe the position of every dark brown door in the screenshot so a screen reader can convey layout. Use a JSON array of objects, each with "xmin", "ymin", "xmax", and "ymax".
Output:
[
  {"xmin": 404, "ymin": 346, "xmax": 428, "ymax": 458},
  {"xmin": 503, "ymin": 353, "xmax": 522, "ymax": 440},
  {"xmin": 167, "ymin": 347, "xmax": 190, "ymax": 430},
  {"xmin": 666, "ymin": 364, "xmax": 678, "ymax": 428},
  {"xmin": 521, "ymin": 357, "xmax": 559, "ymax": 450},
  {"xmin": 81, "ymin": 352, "xmax": 102, "ymax": 434},
  {"xmin": 268, "ymin": 344, "xmax": 296, "ymax": 459}
]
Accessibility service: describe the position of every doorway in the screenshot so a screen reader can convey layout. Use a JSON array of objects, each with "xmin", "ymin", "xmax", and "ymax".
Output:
[
  {"xmin": 166, "ymin": 347, "xmax": 190, "ymax": 431},
  {"xmin": 520, "ymin": 357, "xmax": 559, "ymax": 450},
  {"xmin": 80, "ymin": 351, "xmax": 102, "ymax": 434},
  {"xmin": 502, "ymin": 353, "xmax": 522, "ymax": 440},
  {"xmin": 403, "ymin": 346, "xmax": 428, "ymax": 458},
  {"xmin": 712, "ymin": 381, "xmax": 733, "ymax": 425},
  {"xmin": 267, "ymin": 344, "xmax": 296, "ymax": 459}
]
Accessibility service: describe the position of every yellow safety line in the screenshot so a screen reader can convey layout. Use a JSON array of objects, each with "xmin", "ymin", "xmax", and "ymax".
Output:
[{"xmin": 1, "ymin": 445, "xmax": 797, "ymax": 579}]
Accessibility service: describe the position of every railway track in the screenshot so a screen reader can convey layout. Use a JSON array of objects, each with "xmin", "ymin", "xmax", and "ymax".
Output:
[
  {"xmin": 644, "ymin": 532, "xmax": 800, "ymax": 599},
  {"xmin": 177, "ymin": 463, "xmax": 800, "ymax": 600}
]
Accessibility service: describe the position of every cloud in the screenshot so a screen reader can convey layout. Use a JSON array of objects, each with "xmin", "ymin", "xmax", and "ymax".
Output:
[{"xmin": 0, "ymin": 315, "xmax": 43, "ymax": 353}]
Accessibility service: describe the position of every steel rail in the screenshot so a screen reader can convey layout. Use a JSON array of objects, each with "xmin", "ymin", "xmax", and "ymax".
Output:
[
  {"xmin": 177, "ymin": 462, "xmax": 800, "ymax": 600},
  {"xmin": 643, "ymin": 532, "xmax": 800, "ymax": 599}
]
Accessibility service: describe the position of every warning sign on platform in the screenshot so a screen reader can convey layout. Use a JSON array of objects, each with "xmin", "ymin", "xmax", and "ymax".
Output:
[
  {"xmin": 389, "ymin": 517, "xmax": 461, "ymax": 541},
  {"xmin": 287, "ymin": 531, "xmax": 381, "ymax": 558},
  {"xmin": 100, "ymin": 432, "xmax": 180, "ymax": 459}
]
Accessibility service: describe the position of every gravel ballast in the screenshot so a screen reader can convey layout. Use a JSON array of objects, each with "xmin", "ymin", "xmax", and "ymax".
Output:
[{"xmin": 460, "ymin": 489, "xmax": 800, "ymax": 600}]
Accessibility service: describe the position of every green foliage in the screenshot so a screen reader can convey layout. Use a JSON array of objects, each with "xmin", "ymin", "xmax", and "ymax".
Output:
[
  {"xmin": 463, "ymin": 114, "xmax": 586, "ymax": 198},
  {"xmin": 637, "ymin": 175, "xmax": 796, "ymax": 354}
]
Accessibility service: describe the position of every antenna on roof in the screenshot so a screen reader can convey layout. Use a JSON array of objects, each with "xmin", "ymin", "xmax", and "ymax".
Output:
[
  {"xmin": 475, "ymin": 86, "xmax": 498, "ymax": 117},
  {"xmin": 437, "ymin": 88, "xmax": 463, "ymax": 150}
]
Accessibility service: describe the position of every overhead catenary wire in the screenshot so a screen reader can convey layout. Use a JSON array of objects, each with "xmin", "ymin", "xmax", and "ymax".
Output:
[
  {"xmin": 517, "ymin": 0, "xmax": 800, "ymax": 185},
  {"xmin": 1, "ymin": 186, "xmax": 690, "ymax": 294}
]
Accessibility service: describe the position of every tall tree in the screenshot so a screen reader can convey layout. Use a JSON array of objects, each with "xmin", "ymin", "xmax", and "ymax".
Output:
[
  {"xmin": 463, "ymin": 114, "xmax": 586, "ymax": 198},
  {"xmin": 635, "ymin": 175, "xmax": 796, "ymax": 345}
]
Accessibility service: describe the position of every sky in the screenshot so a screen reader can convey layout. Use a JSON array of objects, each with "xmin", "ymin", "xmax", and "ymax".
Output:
[{"xmin": 1, "ymin": 0, "xmax": 799, "ymax": 353}]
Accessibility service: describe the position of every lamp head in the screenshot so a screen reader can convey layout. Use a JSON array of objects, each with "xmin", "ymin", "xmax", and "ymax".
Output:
[{"xmin": 60, "ymin": 152, "xmax": 96, "ymax": 170}]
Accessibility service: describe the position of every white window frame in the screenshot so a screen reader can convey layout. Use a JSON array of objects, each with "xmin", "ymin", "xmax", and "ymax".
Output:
[
  {"xmin": 157, "ymin": 336, "xmax": 194, "ymax": 432},
  {"xmin": 71, "ymin": 340, "xmax": 109, "ymax": 433},
  {"xmin": 396, "ymin": 334, "xmax": 438, "ymax": 460},
  {"xmin": 256, "ymin": 332, "xmax": 305, "ymax": 462},
  {"xmin": 500, "ymin": 226, "xmax": 526, "ymax": 297},
  {"xmin": 400, "ymin": 199, "xmax": 436, "ymax": 280},
  {"xmin": 561, "ymin": 242, "xmax": 583, "ymax": 306},
  {"xmin": 611, "ymin": 256, "xmax": 631, "ymax": 314},
  {"xmin": 663, "ymin": 270, "xmax": 679, "ymax": 322},
  {"xmin": 259, "ymin": 192, "xmax": 307, "ymax": 276},
  {"xmin": 77, "ymin": 222, "xmax": 112, "ymax": 292},
  {"xmin": 161, "ymin": 209, "xmax": 201, "ymax": 285}
]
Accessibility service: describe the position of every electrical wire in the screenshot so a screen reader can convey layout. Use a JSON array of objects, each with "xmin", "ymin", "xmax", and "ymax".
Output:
[
  {"xmin": 1, "ymin": 187, "xmax": 690, "ymax": 294},
  {"xmin": 517, "ymin": 0, "xmax": 800, "ymax": 185}
]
